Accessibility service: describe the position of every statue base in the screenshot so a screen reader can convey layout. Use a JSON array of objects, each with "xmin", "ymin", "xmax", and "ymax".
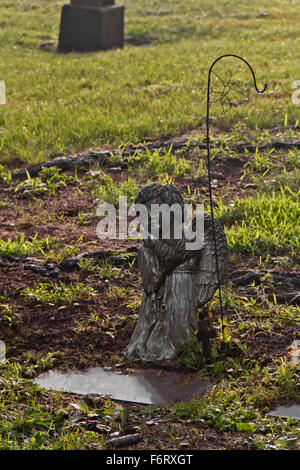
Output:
[{"xmin": 58, "ymin": 3, "xmax": 124, "ymax": 52}]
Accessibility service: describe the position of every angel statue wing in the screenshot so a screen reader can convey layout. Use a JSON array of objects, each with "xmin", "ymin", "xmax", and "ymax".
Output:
[
  {"xmin": 210, "ymin": 70, "xmax": 249, "ymax": 116},
  {"xmin": 193, "ymin": 213, "xmax": 228, "ymax": 308}
]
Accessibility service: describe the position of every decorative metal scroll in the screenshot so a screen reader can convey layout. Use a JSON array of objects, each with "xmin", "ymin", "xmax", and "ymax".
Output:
[{"xmin": 206, "ymin": 54, "xmax": 267, "ymax": 338}]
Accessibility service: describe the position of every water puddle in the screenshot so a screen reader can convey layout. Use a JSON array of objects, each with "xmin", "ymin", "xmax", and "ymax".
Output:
[{"xmin": 34, "ymin": 367, "xmax": 212, "ymax": 405}]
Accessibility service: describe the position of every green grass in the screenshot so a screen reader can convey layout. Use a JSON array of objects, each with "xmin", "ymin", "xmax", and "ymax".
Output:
[
  {"xmin": 0, "ymin": 0, "xmax": 299, "ymax": 452},
  {"xmin": 0, "ymin": 233, "xmax": 81, "ymax": 261},
  {"xmin": 21, "ymin": 280, "xmax": 97, "ymax": 305},
  {"xmin": 0, "ymin": 362, "xmax": 112, "ymax": 450},
  {"xmin": 217, "ymin": 186, "xmax": 300, "ymax": 255},
  {"xmin": 1, "ymin": 0, "xmax": 300, "ymax": 163},
  {"xmin": 168, "ymin": 359, "xmax": 299, "ymax": 449},
  {"xmin": 127, "ymin": 146, "xmax": 190, "ymax": 178},
  {"xmin": 0, "ymin": 233, "xmax": 59, "ymax": 257},
  {"xmin": 91, "ymin": 175, "xmax": 139, "ymax": 205}
]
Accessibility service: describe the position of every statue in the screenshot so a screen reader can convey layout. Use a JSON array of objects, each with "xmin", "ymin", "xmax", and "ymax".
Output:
[{"xmin": 124, "ymin": 183, "xmax": 228, "ymax": 363}]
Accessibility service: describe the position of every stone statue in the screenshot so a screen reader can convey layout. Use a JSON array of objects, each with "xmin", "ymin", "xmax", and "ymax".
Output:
[{"xmin": 124, "ymin": 183, "xmax": 228, "ymax": 363}]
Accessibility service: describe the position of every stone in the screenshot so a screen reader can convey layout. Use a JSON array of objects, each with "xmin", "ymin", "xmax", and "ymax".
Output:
[
  {"xmin": 71, "ymin": 0, "xmax": 114, "ymax": 5},
  {"xmin": 124, "ymin": 183, "xmax": 228, "ymax": 363},
  {"xmin": 289, "ymin": 340, "xmax": 300, "ymax": 365},
  {"xmin": 0, "ymin": 340, "xmax": 5, "ymax": 363},
  {"xmin": 33, "ymin": 366, "xmax": 212, "ymax": 405},
  {"xmin": 58, "ymin": 2, "xmax": 124, "ymax": 52},
  {"xmin": 268, "ymin": 404, "xmax": 300, "ymax": 420}
]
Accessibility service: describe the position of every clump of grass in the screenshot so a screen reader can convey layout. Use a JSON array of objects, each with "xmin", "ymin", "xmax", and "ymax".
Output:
[
  {"xmin": 0, "ymin": 234, "xmax": 59, "ymax": 257},
  {"xmin": 176, "ymin": 330, "xmax": 204, "ymax": 371},
  {"xmin": 15, "ymin": 167, "xmax": 72, "ymax": 197},
  {"xmin": 288, "ymin": 149, "xmax": 300, "ymax": 169},
  {"xmin": 217, "ymin": 187, "xmax": 300, "ymax": 254},
  {"xmin": 97, "ymin": 259, "xmax": 121, "ymax": 280},
  {"xmin": 91, "ymin": 176, "xmax": 139, "ymax": 206},
  {"xmin": 21, "ymin": 280, "xmax": 97, "ymax": 305},
  {"xmin": 134, "ymin": 147, "xmax": 190, "ymax": 178},
  {"xmin": 243, "ymin": 148, "xmax": 276, "ymax": 176},
  {"xmin": 0, "ymin": 361, "xmax": 121, "ymax": 450}
]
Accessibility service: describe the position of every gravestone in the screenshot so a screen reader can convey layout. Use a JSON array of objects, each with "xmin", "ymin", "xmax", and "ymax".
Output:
[{"xmin": 58, "ymin": 0, "xmax": 124, "ymax": 52}]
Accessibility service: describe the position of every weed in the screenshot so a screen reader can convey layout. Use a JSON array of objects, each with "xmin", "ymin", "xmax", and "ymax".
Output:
[
  {"xmin": 176, "ymin": 330, "xmax": 204, "ymax": 371},
  {"xmin": 243, "ymin": 148, "xmax": 276, "ymax": 176},
  {"xmin": 0, "ymin": 303, "xmax": 22, "ymax": 327},
  {"xmin": 38, "ymin": 166, "xmax": 70, "ymax": 186},
  {"xmin": 91, "ymin": 176, "xmax": 139, "ymax": 206},
  {"xmin": 21, "ymin": 281, "xmax": 97, "ymax": 305},
  {"xmin": 15, "ymin": 170, "xmax": 49, "ymax": 197},
  {"xmin": 15, "ymin": 167, "xmax": 72, "ymax": 197},
  {"xmin": 136, "ymin": 147, "xmax": 190, "ymax": 179},
  {"xmin": 77, "ymin": 257, "xmax": 97, "ymax": 272},
  {"xmin": 106, "ymin": 286, "xmax": 129, "ymax": 302},
  {"xmin": 0, "ymin": 234, "xmax": 58, "ymax": 257},
  {"xmin": 97, "ymin": 259, "xmax": 121, "ymax": 280}
]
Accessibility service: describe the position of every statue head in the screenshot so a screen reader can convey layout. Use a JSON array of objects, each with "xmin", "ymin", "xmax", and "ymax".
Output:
[
  {"xmin": 135, "ymin": 183, "xmax": 184, "ymax": 207},
  {"xmin": 134, "ymin": 183, "xmax": 184, "ymax": 242}
]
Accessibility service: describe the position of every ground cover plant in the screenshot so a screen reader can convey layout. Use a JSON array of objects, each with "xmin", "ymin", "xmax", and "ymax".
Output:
[{"xmin": 0, "ymin": 0, "xmax": 299, "ymax": 452}]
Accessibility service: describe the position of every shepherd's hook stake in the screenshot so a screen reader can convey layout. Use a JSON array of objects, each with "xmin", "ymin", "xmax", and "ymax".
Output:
[{"xmin": 206, "ymin": 54, "xmax": 267, "ymax": 342}]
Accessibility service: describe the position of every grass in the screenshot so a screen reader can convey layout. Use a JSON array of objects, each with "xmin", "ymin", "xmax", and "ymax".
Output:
[
  {"xmin": 14, "ymin": 166, "xmax": 73, "ymax": 197},
  {"xmin": 0, "ymin": 233, "xmax": 82, "ymax": 262},
  {"xmin": 0, "ymin": 0, "xmax": 299, "ymax": 452},
  {"xmin": 217, "ymin": 186, "xmax": 300, "ymax": 255},
  {"xmin": 1, "ymin": 0, "xmax": 300, "ymax": 163},
  {"xmin": 21, "ymin": 280, "xmax": 97, "ymax": 305},
  {"xmin": 91, "ymin": 175, "xmax": 139, "ymax": 205},
  {"xmin": 0, "ymin": 233, "xmax": 59, "ymax": 257},
  {"xmin": 127, "ymin": 146, "xmax": 190, "ymax": 178},
  {"xmin": 0, "ymin": 362, "xmax": 112, "ymax": 450},
  {"xmin": 168, "ymin": 359, "xmax": 299, "ymax": 449}
]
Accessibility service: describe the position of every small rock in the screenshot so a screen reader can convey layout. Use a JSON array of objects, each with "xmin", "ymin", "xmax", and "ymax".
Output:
[
  {"xmin": 291, "ymin": 293, "xmax": 300, "ymax": 306},
  {"xmin": 83, "ymin": 393, "xmax": 103, "ymax": 408},
  {"xmin": 105, "ymin": 433, "xmax": 142, "ymax": 449},
  {"xmin": 179, "ymin": 442, "xmax": 191, "ymax": 448}
]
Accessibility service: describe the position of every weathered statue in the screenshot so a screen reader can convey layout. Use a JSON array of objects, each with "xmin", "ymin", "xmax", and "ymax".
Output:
[{"xmin": 124, "ymin": 183, "xmax": 228, "ymax": 363}]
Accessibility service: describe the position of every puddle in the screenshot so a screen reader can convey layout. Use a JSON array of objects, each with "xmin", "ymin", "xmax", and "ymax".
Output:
[
  {"xmin": 34, "ymin": 367, "xmax": 212, "ymax": 405},
  {"xmin": 268, "ymin": 404, "xmax": 300, "ymax": 420}
]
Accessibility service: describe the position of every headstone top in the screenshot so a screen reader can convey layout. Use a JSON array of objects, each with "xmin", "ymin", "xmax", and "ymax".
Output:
[
  {"xmin": 71, "ymin": 0, "xmax": 115, "ymax": 6},
  {"xmin": 59, "ymin": 1, "xmax": 124, "ymax": 52}
]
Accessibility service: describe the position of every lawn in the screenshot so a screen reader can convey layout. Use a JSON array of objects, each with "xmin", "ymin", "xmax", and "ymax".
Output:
[
  {"xmin": 0, "ymin": 0, "xmax": 299, "ymax": 452},
  {"xmin": 0, "ymin": 0, "xmax": 300, "ymax": 163}
]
